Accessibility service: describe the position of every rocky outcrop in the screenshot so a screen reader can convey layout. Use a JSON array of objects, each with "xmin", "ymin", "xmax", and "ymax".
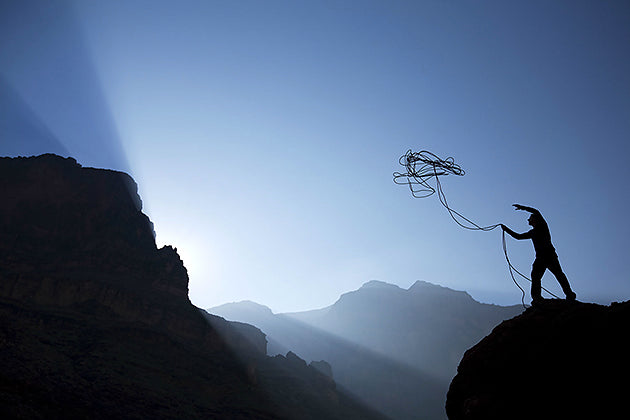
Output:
[
  {"xmin": 310, "ymin": 360, "xmax": 333, "ymax": 379},
  {"xmin": 0, "ymin": 154, "xmax": 386, "ymax": 420},
  {"xmin": 446, "ymin": 299, "xmax": 630, "ymax": 420},
  {"xmin": 0, "ymin": 155, "xmax": 192, "ymax": 331}
]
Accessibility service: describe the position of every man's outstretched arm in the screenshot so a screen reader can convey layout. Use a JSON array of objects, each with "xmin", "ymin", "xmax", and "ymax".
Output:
[{"xmin": 501, "ymin": 224, "xmax": 532, "ymax": 240}]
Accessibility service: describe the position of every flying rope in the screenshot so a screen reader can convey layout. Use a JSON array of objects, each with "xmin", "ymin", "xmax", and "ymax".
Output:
[
  {"xmin": 393, "ymin": 150, "xmax": 465, "ymax": 198},
  {"xmin": 394, "ymin": 149, "xmax": 560, "ymax": 306},
  {"xmin": 393, "ymin": 150, "xmax": 499, "ymax": 231}
]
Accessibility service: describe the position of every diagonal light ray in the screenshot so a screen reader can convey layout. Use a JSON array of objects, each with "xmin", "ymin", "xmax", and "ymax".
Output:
[
  {"xmin": 0, "ymin": 76, "xmax": 69, "ymax": 157},
  {"xmin": 0, "ymin": 0, "xmax": 129, "ymax": 173}
]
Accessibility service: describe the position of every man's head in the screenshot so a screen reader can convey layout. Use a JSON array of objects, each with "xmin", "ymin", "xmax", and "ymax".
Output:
[{"xmin": 528, "ymin": 213, "xmax": 543, "ymax": 227}]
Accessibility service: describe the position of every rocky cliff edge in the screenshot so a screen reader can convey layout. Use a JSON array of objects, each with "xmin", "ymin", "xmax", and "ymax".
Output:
[{"xmin": 446, "ymin": 299, "xmax": 630, "ymax": 419}]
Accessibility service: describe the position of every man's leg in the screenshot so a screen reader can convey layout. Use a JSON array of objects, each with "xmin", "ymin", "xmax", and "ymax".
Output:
[
  {"xmin": 531, "ymin": 259, "xmax": 545, "ymax": 304},
  {"xmin": 548, "ymin": 258, "xmax": 576, "ymax": 300}
]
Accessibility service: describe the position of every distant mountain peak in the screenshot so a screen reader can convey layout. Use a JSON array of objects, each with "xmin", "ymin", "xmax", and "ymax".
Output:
[
  {"xmin": 408, "ymin": 280, "xmax": 474, "ymax": 300},
  {"xmin": 408, "ymin": 279, "xmax": 457, "ymax": 291},
  {"xmin": 408, "ymin": 280, "xmax": 438, "ymax": 290},
  {"xmin": 209, "ymin": 300, "xmax": 274, "ymax": 318},
  {"xmin": 360, "ymin": 280, "xmax": 402, "ymax": 290},
  {"xmin": 356, "ymin": 280, "xmax": 475, "ymax": 302}
]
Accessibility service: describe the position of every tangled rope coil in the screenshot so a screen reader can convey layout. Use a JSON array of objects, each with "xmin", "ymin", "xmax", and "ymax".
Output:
[
  {"xmin": 393, "ymin": 150, "xmax": 465, "ymax": 198},
  {"xmin": 394, "ymin": 150, "xmax": 499, "ymax": 232},
  {"xmin": 394, "ymin": 149, "xmax": 560, "ymax": 306}
]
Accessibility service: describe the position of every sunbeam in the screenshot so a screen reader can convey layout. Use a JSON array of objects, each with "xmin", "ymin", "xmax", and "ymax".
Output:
[
  {"xmin": 0, "ymin": 0, "xmax": 129, "ymax": 173},
  {"xmin": 0, "ymin": 76, "xmax": 69, "ymax": 157}
]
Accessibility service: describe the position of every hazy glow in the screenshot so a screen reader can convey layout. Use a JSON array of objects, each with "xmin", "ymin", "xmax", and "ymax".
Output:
[{"xmin": 2, "ymin": 1, "xmax": 630, "ymax": 312}]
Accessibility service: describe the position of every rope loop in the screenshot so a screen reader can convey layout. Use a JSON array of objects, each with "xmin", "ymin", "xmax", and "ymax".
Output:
[{"xmin": 394, "ymin": 149, "xmax": 465, "ymax": 198}]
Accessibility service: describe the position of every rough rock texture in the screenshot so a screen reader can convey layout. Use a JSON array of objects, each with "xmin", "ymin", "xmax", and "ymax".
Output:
[
  {"xmin": 0, "ymin": 154, "xmax": 386, "ymax": 420},
  {"xmin": 446, "ymin": 299, "xmax": 630, "ymax": 420}
]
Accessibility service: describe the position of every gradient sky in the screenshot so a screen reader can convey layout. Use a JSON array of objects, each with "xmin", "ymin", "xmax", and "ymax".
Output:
[{"xmin": 2, "ymin": 0, "xmax": 629, "ymax": 312}]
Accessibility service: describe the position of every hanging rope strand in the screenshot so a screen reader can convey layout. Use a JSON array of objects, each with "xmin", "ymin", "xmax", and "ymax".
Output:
[{"xmin": 502, "ymin": 230, "xmax": 561, "ymax": 302}]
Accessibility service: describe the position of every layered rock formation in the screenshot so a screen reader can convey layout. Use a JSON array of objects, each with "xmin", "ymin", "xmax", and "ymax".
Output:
[
  {"xmin": 446, "ymin": 299, "xmax": 630, "ymax": 420},
  {"xmin": 0, "ymin": 154, "xmax": 385, "ymax": 420}
]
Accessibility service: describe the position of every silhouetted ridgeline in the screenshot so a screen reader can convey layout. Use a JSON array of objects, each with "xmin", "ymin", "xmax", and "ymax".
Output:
[
  {"xmin": 210, "ymin": 280, "xmax": 523, "ymax": 420},
  {"xmin": 446, "ymin": 299, "xmax": 630, "ymax": 420},
  {"xmin": 0, "ymin": 154, "xmax": 386, "ymax": 420}
]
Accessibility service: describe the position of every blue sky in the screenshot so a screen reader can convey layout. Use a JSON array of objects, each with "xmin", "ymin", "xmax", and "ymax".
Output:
[{"xmin": 2, "ymin": 0, "xmax": 629, "ymax": 312}]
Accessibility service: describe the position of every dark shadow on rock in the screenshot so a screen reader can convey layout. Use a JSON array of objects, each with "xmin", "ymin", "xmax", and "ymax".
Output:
[
  {"xmin": 204, "ymin": 311, "xmax": 391, "ymax": 420},
  {"xmin": 446, "ymin": 299, "xmax": 630, "ymax": 419}
]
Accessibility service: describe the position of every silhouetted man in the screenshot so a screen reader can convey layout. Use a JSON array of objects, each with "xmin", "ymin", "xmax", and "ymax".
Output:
[{"xmin": 501, "ymin": 204, "xmax": 576, "ymax": 305}]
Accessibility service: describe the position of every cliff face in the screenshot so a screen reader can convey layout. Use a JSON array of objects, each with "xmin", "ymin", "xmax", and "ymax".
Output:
[
  {"xmin": 445, "ymin": 299, "xmax": 630, "ymax": 420},
  {"xmin": 0, "ymin": 155, "xmax": 188, "ymax": 321},
  {"xmin": 0, "ymin": 154, "xmax": 385, "ymax": 420}
]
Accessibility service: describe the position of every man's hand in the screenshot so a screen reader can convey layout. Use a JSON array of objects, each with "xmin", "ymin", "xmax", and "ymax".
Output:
[{"xmin": 513, "ymin": 204, "xmax": 539, "ymax": 214}]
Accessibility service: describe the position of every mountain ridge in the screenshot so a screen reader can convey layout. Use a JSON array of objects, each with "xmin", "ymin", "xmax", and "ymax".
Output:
[
  {"xmin": 214, "ymin": 279, "xmax": 502, "ymax": 322},
  {"xmin": 0, "ymin": 154, "xmax": 386, "ymax": 420},
  {"xmin": 209, "ymin": 279, "xmax": 523, "ymax": 420}
]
